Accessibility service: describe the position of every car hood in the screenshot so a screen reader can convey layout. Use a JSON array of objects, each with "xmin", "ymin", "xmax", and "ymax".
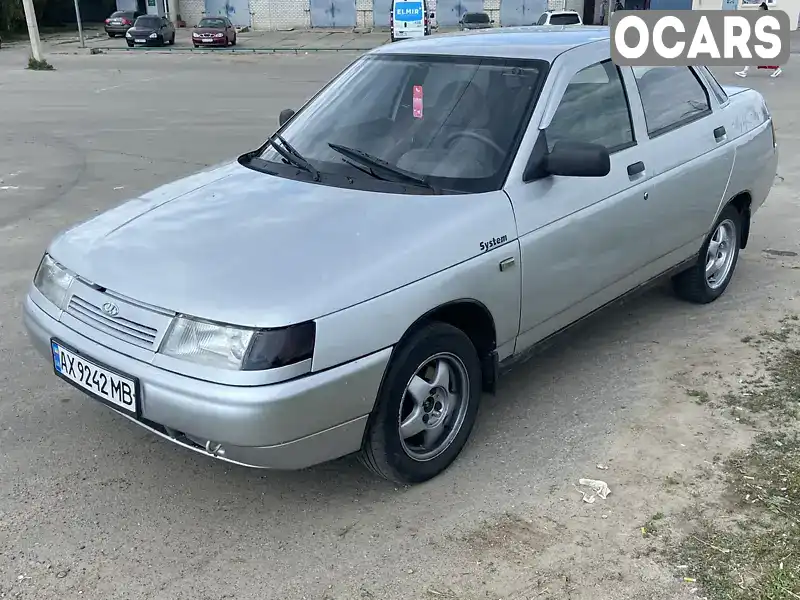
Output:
[
  {"xmin": 194, "ymin": 27, "xmax": 225, "ymax": 33},
  {"xmin": 48, "ymin": 161, "xmax": 517, "ymax": 328},
  {"xmin": 128, "ymin": 26, "xmax": 157, "ymax": 34}
]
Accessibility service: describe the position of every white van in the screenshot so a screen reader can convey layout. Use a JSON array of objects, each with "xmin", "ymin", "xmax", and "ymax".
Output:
[{"xmin": 390, "ymin": 0, "xmax": 432, "ymax": 42}]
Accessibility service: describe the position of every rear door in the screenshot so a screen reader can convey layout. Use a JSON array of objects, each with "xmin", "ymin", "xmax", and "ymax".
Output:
[{"xmin": 630, "ymin": 66, "xmax": 736, "ymax": 261}]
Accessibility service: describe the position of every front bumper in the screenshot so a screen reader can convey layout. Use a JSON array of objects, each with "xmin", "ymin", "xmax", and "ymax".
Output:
[
  {"xmin": 193, "ymin": 37, "xmax": 227, "ymax": 46},
  {"xmin": 24, "ymin": 293, "xmax": 391, "ymax": 469},
  {"xmin": 127, "ymin": 37, "xmax": 163, "ymax": 46}
]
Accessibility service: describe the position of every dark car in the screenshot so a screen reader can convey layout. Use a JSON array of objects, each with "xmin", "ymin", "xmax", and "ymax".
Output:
[
  {"xmin": 459, "ymin": 12, "xmax": 493, "ymax": 30},
  {"xmin": 192, "ymin": 16, "xmax": 237, "ymax": 48},
  {"xmin": 104, "ymin": 10, "xmax": 143, "ymax": 37},
  {"xmin": 125, "ymin": 15, "xmax": 176, "ymax": 47}
]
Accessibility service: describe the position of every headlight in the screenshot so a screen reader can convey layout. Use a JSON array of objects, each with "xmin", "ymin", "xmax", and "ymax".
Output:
[
  {"xmin": 192, "ymin": 32, "xmax": 199, "ymax": 37},
  {"xmin": 125, "ymin": 31, "xmax": 132, "ymax": 37},
  {"xmin": 214, "ymin": 32, "xmax": 223, "ymax": 37},
  {"xmin": 160, "ymin": 316, "xmax": 315, "ymax": 371},
  {"xmin": 149, "ymin": 32, "xmax": 157, "ymax": 38},
  {"xmin": 33, "ymin": 254, "xmax": 75, "ymax": 310}
]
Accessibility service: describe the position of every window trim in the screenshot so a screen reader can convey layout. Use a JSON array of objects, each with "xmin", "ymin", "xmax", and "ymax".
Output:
[
  {"xmin": 544, "ymin": 59, "xmax": 637, "ymax": 156},
  {"xmin": 634, "ymin": 66, "xmax": 713, "ymax": 140}
]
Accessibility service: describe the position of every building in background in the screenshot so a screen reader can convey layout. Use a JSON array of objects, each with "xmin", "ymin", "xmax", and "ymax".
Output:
[{"xmin": 164, "ymin": 0, "xmax": 797, "ymax": 32}]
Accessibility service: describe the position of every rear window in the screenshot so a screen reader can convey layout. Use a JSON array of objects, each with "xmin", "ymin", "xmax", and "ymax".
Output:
[
  {"xmin": 549, "ymin": 13, "xmax": 580, "ymax": 24},
  {"xmin": 463, "ymin": 12, "xmax": 490, "ymax": 23},
  {"xmin": 135, "ymin": 16, "xmax": 161, "ymax": 27}
]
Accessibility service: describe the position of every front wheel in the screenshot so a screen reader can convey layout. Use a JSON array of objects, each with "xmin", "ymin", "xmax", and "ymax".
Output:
[
  {"xmin": 672, "ymin": 204, "xmax": 741, "ymax": 304},
  {"xmin": 169, "ymin": 34, "xmax": 175, "ymax": 45},
  {"xmin": 231, "ymin": 35, "xmax": 236, "ymax": 45},
  {"xmin": 127, "ymin": 41, "xmax": 134, "ymax": 47},
  {"xmin": 359, "ymin": 322, "xmax": 482, "ymax": 484},
  {"xmin": 108, "ymin": 32, "xmax": 116, "ymax": 37}
]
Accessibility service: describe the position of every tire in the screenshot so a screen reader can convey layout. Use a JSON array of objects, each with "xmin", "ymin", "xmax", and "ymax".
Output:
[
  {"xmin": 193, "ymin": 44, "xmax": 199, "ymax": 48},
  {"xmin": 169, "ymin": 34, "xmax": 175, "ymax": 45},
  {"xmin": 359, "ymin": 322, "xmax": 482, "ymax": 484},
  {"xmin": 672, "ymin": 204, "xmax": 741, "ymax": 304},
  {"xmin": 127, "ymin": 41, "xmax": 134, "ymax": 47},
  {"xmin": 231, "ymin": 35, "xmax": 236, "ymax": 46},
  {"xmin": 108, "ymin": 32, "xmax": 116, "ymax": 37}
]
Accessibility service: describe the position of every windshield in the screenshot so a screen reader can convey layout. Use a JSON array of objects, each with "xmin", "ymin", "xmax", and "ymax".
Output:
[
  {"xmin": 463, "ymin": 12, "xmax": 489, "ymax": 22},
  {"xmin": 135, "ymin": 16, "xmax": 160, "ymax": 27},
  {"xmin": 549, "ymin": 13, "xmax": 580, "ymax": 24},
  {"xmin": 257, "ymin": 54, "xmax": 545, "ymax": 194},
  {"xmin": 199, "ymin": 18, "xmax": 226, "ymax": 27}
]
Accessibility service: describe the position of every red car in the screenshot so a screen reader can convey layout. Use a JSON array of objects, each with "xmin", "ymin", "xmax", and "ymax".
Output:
[{"xmin": 192, "ymin": 17, "xmax": 237, "ymax": 48}]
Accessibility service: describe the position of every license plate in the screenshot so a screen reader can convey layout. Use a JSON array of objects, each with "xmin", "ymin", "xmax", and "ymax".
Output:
[
  {"xmin": 135, "ymin": 38, "xmax": 146, "ymax": 43},
  {"xmin": 202, "ymin": 38, "xmax": 214, "ymax": 42},
  {"xmin": 51, "ymin": 339, "xmax": 139, "ymax": 416}
]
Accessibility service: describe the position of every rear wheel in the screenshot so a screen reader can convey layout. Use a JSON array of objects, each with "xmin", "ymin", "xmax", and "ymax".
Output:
[
  {"xmin": 672, "ymin": 204, "xmax": 741, "ymax": 304},
  {"xmin": 359, "ymin": 322, "xmax": 482, "ymax": 484}
]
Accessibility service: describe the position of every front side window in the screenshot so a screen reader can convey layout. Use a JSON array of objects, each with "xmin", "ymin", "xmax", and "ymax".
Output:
[
  {"xmin": 536, "ymin": 13, "xmax": 548, "ymax": 24},
  {"xmin": 254, "ymin": 54, "xmax": 546, "ymax": 193},
  {"xmin": 550, "ymin": 13, "xmax": 579, "ymax": 24},
  {"xmin": 632, "ymin": 66, "xmax": 711, "ymax": 137},
  {"xmin": 545, "ymin": 60, "xmax": 634, "ymax": 153}
]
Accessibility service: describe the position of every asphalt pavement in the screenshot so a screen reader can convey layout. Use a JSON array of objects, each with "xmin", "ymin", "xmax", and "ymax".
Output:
[{"xmin": 1, "ymin": 46, "xmax": 799, "ymax": 600}]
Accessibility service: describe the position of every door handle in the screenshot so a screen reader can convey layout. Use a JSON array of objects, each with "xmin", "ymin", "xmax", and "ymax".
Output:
[
  {"xmin": 714, "ymin": 126, "xmax": 726, "ymax": 141},
  {"xmin": 627, "ymin": 161, "xmax": 645, "ymax": 177}
]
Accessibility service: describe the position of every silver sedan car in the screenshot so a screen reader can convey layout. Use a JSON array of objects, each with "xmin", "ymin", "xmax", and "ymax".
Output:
[{"xmin": 24, "ymin": 27, "xmax": 778, "ymax": 484}]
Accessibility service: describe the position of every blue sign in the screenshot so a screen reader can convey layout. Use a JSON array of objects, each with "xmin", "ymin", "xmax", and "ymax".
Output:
[{"xmin": 395, "ymin": 1, "xmax": 423, "ymax": 21}]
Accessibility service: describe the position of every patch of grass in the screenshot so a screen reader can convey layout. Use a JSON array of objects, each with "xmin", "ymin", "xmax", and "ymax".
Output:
[
  {"xmin": 673, "ymin": 432, "xmax": 800, "ymax": 599},
  {"xmin": 27, "ymin": 56, "xmax": 54, "ymax": 70},
  {"xmin": 687, "ymin": 389, "xmax": 711, "ymax": 405},
  {"xmin": 668, "ymin": 322, "xmax": 800, "ymax": 599},
  {"xmin": 723, "ymin": 345, "xmax": 800, "ymax": 420},
  {"xmin": 642, "ymin": 512, "xmax": 666, "ymax": 538}
]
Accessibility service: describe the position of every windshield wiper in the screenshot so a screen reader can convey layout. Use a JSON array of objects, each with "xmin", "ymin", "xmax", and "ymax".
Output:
[
  {"xmin": 267, "ymin": 134, "xmax": 320, "ymax": 182},
  {"xmin": 328, "ymin": 143, "xmax": 439, "ymax": 194}
]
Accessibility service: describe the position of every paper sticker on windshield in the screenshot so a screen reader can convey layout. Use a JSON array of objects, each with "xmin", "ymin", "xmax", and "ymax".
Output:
[{"xmin": 412, "ymin": 85, "xmax": 423, "ymax": 119}]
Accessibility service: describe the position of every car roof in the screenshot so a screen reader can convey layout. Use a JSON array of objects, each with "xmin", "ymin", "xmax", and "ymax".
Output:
[
  {"xmin": 546, "ymin": 9, "xmax": 580, "ymax": 12},
  {"xmin": 372, "ymin": 26, "xmax": 609, "ymax": 61}
]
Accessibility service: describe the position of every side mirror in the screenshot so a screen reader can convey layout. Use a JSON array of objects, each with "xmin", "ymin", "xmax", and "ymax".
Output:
[
  {"xmin": 544, "ymin": 141, "xmax": 610, "ymax": 177},
  {"xmin": 491, "ymin": 18, "xmax": 495, "ymax": 23},
  {"xmin": 279, "ymin": 108, "xmax": 295, "ymax": 126}
]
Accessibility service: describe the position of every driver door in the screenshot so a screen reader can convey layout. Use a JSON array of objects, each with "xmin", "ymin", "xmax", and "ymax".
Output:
[{"xmin": 505, "ymin": 56, "xmax": 657, "ymax": 352}]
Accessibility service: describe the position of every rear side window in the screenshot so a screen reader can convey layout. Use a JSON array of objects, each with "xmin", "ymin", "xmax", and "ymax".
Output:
[
  {"xmin": 546, "ymin": 60, "xmax": 634, "ymax": 153},
  {"xmin": 550, "ymin": 13, "xmax": 579, "ymax": 24},
  {"xmin": 536, "ymin": 13, "xmax": 548, "ymax": 24},
  {"xmin": 632, "ymin": 66, "xmax": 711, "ymax": 137},
  {"xmin": 698, "ymin": 66, "xmax": 728, "ymax": 105}
]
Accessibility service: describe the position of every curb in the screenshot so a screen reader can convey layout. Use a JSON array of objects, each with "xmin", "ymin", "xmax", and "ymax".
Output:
[{"xmin": 87, "ymin": 46, "xmax": 381, "ymax": 53}]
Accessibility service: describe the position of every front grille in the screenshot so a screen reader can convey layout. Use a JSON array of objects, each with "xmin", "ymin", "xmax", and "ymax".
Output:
[{"xmin": 66, "ymin": 295, "xmax": 158, "ymax": 349}]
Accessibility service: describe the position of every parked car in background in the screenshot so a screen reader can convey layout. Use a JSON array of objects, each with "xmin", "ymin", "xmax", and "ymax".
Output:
[
  {"xmin": 459, "ymin": 12, "xmax": 494, "ymax": 30},
  {"xmin": 125, "ymin": 15, "xmax": 176, "ymax": 47},
  {"xmin": 24, "ymin": 28, "xmax": 778, "ymax": 485},
  {"xmin": 192, "ymin": 16, "xmax": 237, "ymax": 47},
  {"xmin": 104, "ymin": 10, "xmax": 143, "ymax": 37},
  {"xmin": 535, "ymin": 9, "xmax": 582, "ymax": 25}
]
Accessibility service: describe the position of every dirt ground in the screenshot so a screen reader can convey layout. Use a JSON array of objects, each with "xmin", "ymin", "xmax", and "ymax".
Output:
[{"xmin": 0, "ymin": 48, "xmax": 799, "ymax": 600}]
